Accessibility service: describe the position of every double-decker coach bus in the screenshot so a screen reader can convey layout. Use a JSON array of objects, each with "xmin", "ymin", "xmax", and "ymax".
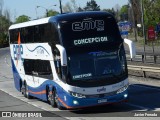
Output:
[{"xmin": 9, "ymin": 11, "xmax": 135, "ymax": 109}]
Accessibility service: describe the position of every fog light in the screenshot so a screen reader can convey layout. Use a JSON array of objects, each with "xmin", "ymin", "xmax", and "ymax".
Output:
[
  {"xmin": 124, "ymin": 94, "xmax": 128, "ymax": 98},
  {"xmin": 73, "ymin": 100, "xmax": 79, "ymax": 105},
  {"xmin": 68, "ymin": 91, "xmax": 86, "ymax": 98}
]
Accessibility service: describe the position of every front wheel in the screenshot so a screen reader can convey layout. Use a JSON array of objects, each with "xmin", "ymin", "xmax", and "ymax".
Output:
[
  {"xmin": 54, "ymin": 90, "xmax": 65, "ymax": 110},
  {"xmin": 48, "ymin": 89, "xmax": 57, "ymax": 107},
  {"xmin": 48, "ymin": 88, "xmax": 65, "ymax": 110}
]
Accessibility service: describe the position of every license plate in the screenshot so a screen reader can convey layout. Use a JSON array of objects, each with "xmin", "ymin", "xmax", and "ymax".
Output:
[{"xmin": 98, "ymin": 99, "xmax": 107, "ymax": 103}]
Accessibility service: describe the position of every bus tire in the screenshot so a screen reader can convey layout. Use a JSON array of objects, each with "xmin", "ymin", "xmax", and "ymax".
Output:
[
  {"xmin": 24, "ymin": 82, "xmax": 31, "ymax": 99},
  {"xmin": 19, "ymin": 79, "xmax": 22, "ymax": 92},
  {"xmin": 54, "ymin": 89, "xmax": 65, "ymax": 110},
  {"xmin": 48, "ymin": 88, "xmax": 57, "ymax": 108}
]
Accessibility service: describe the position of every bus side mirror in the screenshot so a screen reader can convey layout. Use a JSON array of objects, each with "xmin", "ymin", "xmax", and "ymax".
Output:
[
  {"xmin": 55, "ymin": 44, "xmax": 68, "ymax": 81},
  {"xmin": 124, "ymin": 38, "xmax": 136, "ymax": 60},
  {"xmin": 55, "ymin": 44, "xmax": 67, "ymax": 66}
]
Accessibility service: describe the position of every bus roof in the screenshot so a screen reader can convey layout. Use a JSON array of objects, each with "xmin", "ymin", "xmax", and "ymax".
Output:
[
  {"xmin": 51, "ymin": 11, "xmax": 113, "ymax": 22},
  {"xmin": 9, "ymin": 17, "xmax": 51, "ymax": 30},
  {"xmin": 9, "ymin": 11, "xmax": 113, "ymax": 30}
]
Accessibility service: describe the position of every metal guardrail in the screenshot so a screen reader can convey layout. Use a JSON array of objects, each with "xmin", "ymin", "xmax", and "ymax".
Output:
[
  {"xmin": 127, "ymin": 65, "xmax": 160, "ymax": 77},
  {"xmin": 125, "ymin": 50, "xmax": 160, "ymax": 63}
]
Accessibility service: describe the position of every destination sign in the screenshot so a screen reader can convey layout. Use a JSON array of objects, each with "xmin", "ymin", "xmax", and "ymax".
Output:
[{"xmin": 74, "ymin": 36, "xmax": 108, "ymax": 46}]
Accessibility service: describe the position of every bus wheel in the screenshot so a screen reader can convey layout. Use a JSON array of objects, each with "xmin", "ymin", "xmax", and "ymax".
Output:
[
  {"xmin": 20, "ymin": 80, "xmax": 22, "ymax": 92},
  {"xmin": 24, "ymin": 83, "xmax": 31, "ymax": 99},
  {"xmin": 48, "ymin": 89, "xmax": 57, "ymax": 108},
  {"xmin": 54, "ymin": 90, "xmax": 65, "ymax": 110}
]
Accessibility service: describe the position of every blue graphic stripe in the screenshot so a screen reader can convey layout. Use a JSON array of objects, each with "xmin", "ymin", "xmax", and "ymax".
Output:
[{"xmin": 27, "ymin": 46, "xmax": 50, "ymax": 55}]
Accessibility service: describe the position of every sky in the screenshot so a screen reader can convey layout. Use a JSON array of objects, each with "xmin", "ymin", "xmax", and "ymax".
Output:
[{"xmin": 2, "ymin": 0, "xmax": 128, "ymax": 22}]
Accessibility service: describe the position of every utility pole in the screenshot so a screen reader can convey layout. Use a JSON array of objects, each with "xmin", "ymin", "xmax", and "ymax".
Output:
[
  {"xmin": 141, "ymin": 0, "xmax": 147, "ymax": 44},
  {"xmin": 141, "ymin": 0, "xmax": 146, "ymax": 61},
  {"xmin": 59, "ymin": 0, "xmax": 63, "ymax": 14}
]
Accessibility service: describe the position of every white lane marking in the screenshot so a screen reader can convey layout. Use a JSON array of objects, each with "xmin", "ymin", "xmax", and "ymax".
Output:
[{"xmin": 130, "ymin": 84, "xmax": 160, "ymax": 91}]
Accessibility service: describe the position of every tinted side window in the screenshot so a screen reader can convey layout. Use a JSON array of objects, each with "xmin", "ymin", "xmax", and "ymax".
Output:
[
  {"xmin": 24, "ymin": 59, "xmax": 53, "ymax": 79},
  {"xmin": 10, "ymin": 27, "xmax": 34, "ymax": 44},
  {"xmin": 9, "ymin": 23, "xmax": 60, "ymax": 45},
  {"xmin": 40, "ymin": 23, "xmax": 60, "ymax": 46},
  {"xmin": 34, "ymin": 26, "xmax": 41, "ymax": 43},
  {"xmin": 24, "ymin": 59, "xmax": 34, "ymax": 75},
  {"xmin": 9, "ymin": 29, "xmax": 19, "ymax": 44},
  {"xmin": 27, "ymin": 26, "xmax": 34, "ymax": 43},
  {"xmin": 34, "ymin": 60, "xmax": 53, "ymax": 79}
]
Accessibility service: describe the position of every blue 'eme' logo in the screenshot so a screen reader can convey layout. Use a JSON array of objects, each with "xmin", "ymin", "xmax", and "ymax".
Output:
[{"xmin": 97, "ymin": 87, "xmax": 106, "ymax": 93}]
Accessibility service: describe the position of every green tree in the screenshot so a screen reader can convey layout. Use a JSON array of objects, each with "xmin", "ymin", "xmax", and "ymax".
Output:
[
  {"xmin": 120, "ymin": 5, "xmax": 129, "ymax": 21},
  {"xmin": 47, "ymin": 10, "xmax": 59, "ymax": 17},
  {"xmin": 84, "ymin": 0, "xmax": 100, "ymax": 11},
  {"xmin": 77, "ymin": 7, "xmax": 84, "ymax": 12},
  {"xmin": 15, "ymin": 15, "xmax": 30, "ymax": 23},
  {"xmin": 0, "ymin": 16, "xmax": 10, "ymax": 45},
  {"xmin": 103, "ymin": 8, "xmax": 115, "ymax": 17},
  {"xmin": 143, "ymin": 0, "xmax": 160, "ymax": 28},
  {"xmin": 120, "ymin": 5, "xmax": 128, "ymax": 14},
  {"xmin": 0, "ymin": 0, "xmax": 11, "ymax": 46}
]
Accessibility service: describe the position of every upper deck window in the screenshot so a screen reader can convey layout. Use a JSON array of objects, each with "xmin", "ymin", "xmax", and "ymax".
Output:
[{"xmin": 9, "ymin": 23, "xmax": 60, "ymax": 45}]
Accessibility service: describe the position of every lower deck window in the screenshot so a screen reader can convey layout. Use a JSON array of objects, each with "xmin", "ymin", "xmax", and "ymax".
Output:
[{"xmin": 23, "ymin": 59, "xmax": 53, "ymax": 79}]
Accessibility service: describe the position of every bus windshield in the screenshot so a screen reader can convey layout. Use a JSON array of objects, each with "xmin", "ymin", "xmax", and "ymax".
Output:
[{"xmin": 67, "ymin": 46, "xmax": 127, "ymax": 81}]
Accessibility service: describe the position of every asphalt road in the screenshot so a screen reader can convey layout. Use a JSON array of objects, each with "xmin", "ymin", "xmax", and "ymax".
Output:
[{"xmin": 0, "ymin": 47, "xmax": 160, "ymax": 120}]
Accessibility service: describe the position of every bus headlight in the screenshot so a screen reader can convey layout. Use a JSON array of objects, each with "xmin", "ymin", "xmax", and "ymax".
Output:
[
  {"xmin": 116, "ymin": 84, "xmax": 129, "ymax": 94},
  {"xmin": 69, "ymin": 91, "xmax": 86, "ymax": 98}
]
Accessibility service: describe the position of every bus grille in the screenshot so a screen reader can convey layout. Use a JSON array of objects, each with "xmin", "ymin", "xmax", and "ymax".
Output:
[{"xmin": 85, "ymin": 91, "xmax": 117, "ymax": 98}]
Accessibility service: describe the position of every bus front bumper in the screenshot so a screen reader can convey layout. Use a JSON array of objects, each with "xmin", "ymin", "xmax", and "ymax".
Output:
[{"xmin": 58, "ymin": 90, "xmax": 129, "ymax": 109}]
